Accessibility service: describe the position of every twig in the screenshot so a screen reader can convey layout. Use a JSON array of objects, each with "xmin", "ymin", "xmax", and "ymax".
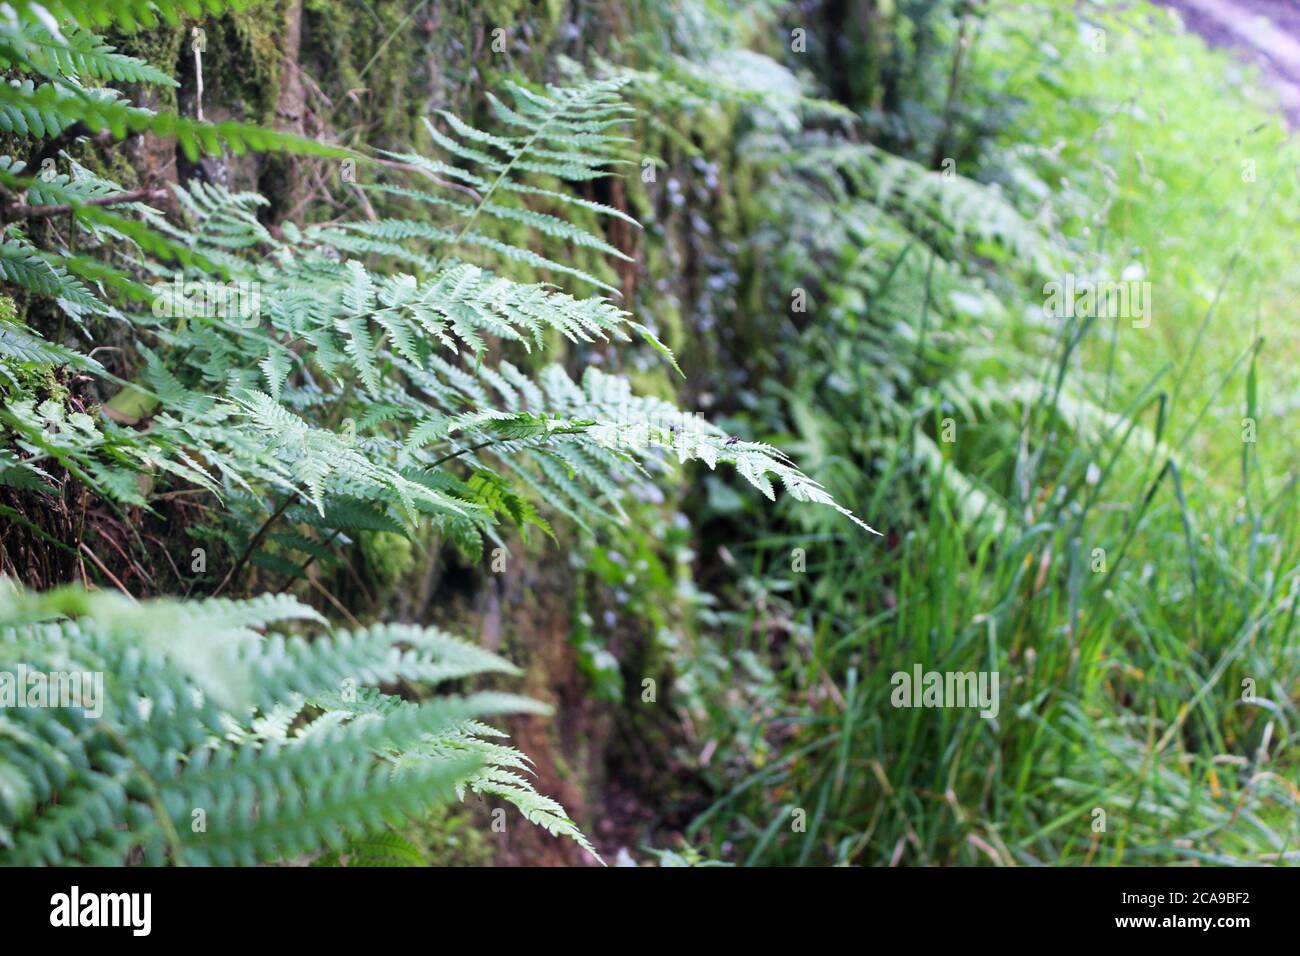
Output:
[
  {"xmin": 930, "ymin": 0, "xmax": 984, "ymax": 171},
  {"xmin": 79, "ymin": 542, "xmax": 138, "ymax": 603},
  {"xmin": 281, "ymin": 526, "xmax": 345, "ymax": 587},
  {"xmin": 212, "ymin": 491, "xmax": 298, "ymax": 596},
  {"xmin": 309, "ymin": 577, "xmax": 362, "ymax": 629},
  {"xmin": 3, "ymin": 188, "xmax": 169, "ymax": 221}
]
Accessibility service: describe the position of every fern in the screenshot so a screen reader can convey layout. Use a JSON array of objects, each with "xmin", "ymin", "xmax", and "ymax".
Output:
[
  {"xmin": 0, "ymin": 21, "xmax": 176, "ymax": 86},
  {"xmin": 0, "ymin": 77, "xmax": 353, "ymax": 161},
  {"xmin": 365, "ymin": 78, "xmax": 636, "ymax": 292},
  {"xmin": 4, "ymin": 1, "xmax": 247, "ymax": 32},
  {"xmin": 0, "ymin": 15, "xmax": 874, "ymax": 867},
  {"xmin": 0, "ymin": 237, "xmax": 104, "ymax": 311},
  {"xmin": 312, "ymin": 829, "xmax": 428, "ymax": 867},
  {"xmin": 1, "ymin": 71, "xmax": 871, "ymax": 579},
  {"xmin": 0, "ymin": 582, "xmax": 597, "ymax": 865},
  {"xmin": 766, "ymin": 136, "xmax": 1060, "ymax": 274}
]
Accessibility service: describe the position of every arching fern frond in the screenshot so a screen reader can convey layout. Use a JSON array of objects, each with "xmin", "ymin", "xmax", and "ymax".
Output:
[{"xmin": 0, "ymin": 582, "xmax": 597, "ymax": 866}]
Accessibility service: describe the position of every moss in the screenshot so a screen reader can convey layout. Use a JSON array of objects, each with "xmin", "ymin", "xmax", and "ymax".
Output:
[
  {"xmin": 229, "ymin": 0, "xmax": 287, "ymax": 119},
  {"xmin": 409, "ymin": 803, "xmax": 495, "ymax": 866},
  {"xmin": 359, "ymin": 529, "xmax": 416, "ymax": 589},
  {"xmin": 113, "ymin": 23, "xmax": 187, "ymax": 114},
  {"xmin": 184, "ymin": 9, "xmax": 282, "ymax": 125},
  {"xmin": 0, "ymin": 295, "xmax": 65, "ymax": 399}
]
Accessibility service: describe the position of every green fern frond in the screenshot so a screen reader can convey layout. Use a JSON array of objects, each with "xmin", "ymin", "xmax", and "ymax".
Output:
[
  {"xmin": 4, "ymin": 0, "xmax": 245, "ymax": 34},
  {"xmin": 0, "ymin": 76, "xmax": 353, "ymax": 161},
  {"xmin": 0, "ymin": 21, "xmax": 176, "ymax": 86},
  {"xmin": 0, "ymin": 237, "xmax": 105, "ymax": 312},
  {"xmin": 0, "ymin": 319, "xmax": 97, "ymax": 369},
  {"xmin": 0, "ymin": 583, "xmax": 596, "ymax": 866}
]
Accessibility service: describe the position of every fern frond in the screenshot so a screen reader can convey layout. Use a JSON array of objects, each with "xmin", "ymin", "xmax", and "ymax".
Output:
[
  {"xmin": 0, "ymin": 21, "xmax": 176, "ymax": 86},
  {"xmin": 0, "ymin": 237, "xmax": 105, "ymax": 312},
  {"xmin": 0, "ymin": 77, "xmax": 353, "ymax": 161},
  {"xmin": 4, "ymin": 1, "xmax": 245, "ymax": 34},
  {"xmin": 0, "ymin": 583, "xmax": 596, "ymax": 866}
]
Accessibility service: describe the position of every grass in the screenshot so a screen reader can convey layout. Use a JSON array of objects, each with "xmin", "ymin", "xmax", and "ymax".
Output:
[
  {"xmin": 678, "ymin": 0, "xmax": 1300, "ymax": 866},
  {"xmin": 975, "ymin": 0, "xmax": 1300, "ymax": 485}
]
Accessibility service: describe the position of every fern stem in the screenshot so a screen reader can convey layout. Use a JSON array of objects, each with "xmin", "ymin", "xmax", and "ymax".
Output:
[
  {"xmin": 79, "ymin": 541, "xmax": 138, "ymax": 602},
  {"xmin": 427, "ymin": 437, "xmax": 505, "ymax": 470},
  {"xmin": 3, "ymin": 188, "xmax": 168, "ymax": 221},
  {"xmin": 282, "ymin": 527, "xmax": 345, "ymax": 586},
  {"xmin": 324, "ymin": 331, "xmax": 389, "ymax": 429},
  {"xmin": 446, "ymin": 99, "xmax": 564, "ymax": 253},
  {"xmin": 213, "ymin": 491, "xmax": 298, "ymax": 597}
]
